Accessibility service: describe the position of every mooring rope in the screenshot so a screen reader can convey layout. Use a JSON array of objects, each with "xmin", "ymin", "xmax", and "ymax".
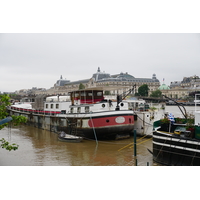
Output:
[{"xmin": 90, "ymin": 112, "xmax": 98, "ymax": 145}]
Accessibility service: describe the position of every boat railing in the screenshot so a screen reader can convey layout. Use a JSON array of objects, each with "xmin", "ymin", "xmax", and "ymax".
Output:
[{"xmin": 9, "ymin": 106, "xmax": 61, "ymax": 116}]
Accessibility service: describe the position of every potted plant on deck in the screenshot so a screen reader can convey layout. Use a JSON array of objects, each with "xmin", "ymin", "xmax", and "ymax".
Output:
[
  {"xmin": 175, "ymin": 117, "xmax": 186, "ymax": 124},
  {"xmin": 185, "ymin": 113, "xmax": 195, "ymax": 137},
  {"xmin": 160, "ymin": 117, "xmax": 170, "ymax": 132}
]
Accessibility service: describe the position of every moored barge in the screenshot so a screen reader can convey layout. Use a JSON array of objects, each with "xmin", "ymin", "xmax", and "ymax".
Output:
[{"xmin": 8, "ymin": 86, "xmax": 135, "ymax": 140}]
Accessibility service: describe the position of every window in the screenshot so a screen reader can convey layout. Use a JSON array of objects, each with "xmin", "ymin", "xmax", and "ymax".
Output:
[
  {"xmin": 51, "ymin": 104, "xmax": 53, "ymax": 109},
  {"xmin": 97, "ymin": 92, "xmax": 102, "ymax": 96},
  {"xmin": 81, "ymin": 92, "xmax": 86, "ymax": 96},
  {"xmin": 77, "ymin": 107, "xmax": 81, "ymax": 113},
  {"xmin": 46, "ymin": 104, "xmax": 48, "ymax": 109},
  {"xmin": 70, "ymin": 107, "xmax": 74, "ymax": 113},
  {"xmin": 85, "ymin": 106, "xmax": 89, "ymax": 113},
  {"xmin": 56, "ymin": 104, "xmax": 59, "ymax": 109}
]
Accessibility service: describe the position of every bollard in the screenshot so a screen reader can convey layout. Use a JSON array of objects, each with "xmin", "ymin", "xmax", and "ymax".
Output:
[
  {"xmin": 134, "ymin": 130, "xmax": 137, "ymax": 166},
  {"xmin": 134, "ymin": 129, "xmax": 137, "ymax": 157}
]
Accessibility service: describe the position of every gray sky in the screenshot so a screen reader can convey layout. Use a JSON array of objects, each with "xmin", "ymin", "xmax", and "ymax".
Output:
[
  {"xmin": 1, "ymin": 1, "xmax": 200, "ymax": 93},
  {"xmin": 1, "ymin": 33, "xmax": 200, "ymax": 92}
]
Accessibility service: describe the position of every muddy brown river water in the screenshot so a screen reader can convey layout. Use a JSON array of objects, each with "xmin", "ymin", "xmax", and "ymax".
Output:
[{"xmin": 0, "ymin": 125, "xmax": 159, "ymax": 166}]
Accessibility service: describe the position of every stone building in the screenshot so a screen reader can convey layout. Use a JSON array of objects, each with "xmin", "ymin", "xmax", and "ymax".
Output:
[
  {"xmin": 60, "ymin": 67, "xmax": 160, "ymax": 96},
  {"xmin": 30, "ymin": 67, "xmax": 160, "ymax": 96},
  {"xmin": 159, "ymin": 75, "xmax": 200, "ymax": 99}
]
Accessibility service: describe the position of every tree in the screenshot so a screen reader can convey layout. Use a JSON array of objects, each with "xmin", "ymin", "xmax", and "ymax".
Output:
[
  {"xmin": 79, "ymin": 83, "xmax": 85, "ymax": 90},
  {"xmin": 137, "ymin": 84, "xmax": 149, "ymax": 96},
  {"xmin": 0, "ymin": 94, "xmax": 27, "ymax": 151},
  {"xmin": 150, "ymin": 89, "xmax": 162, "ymax": 98},
  {"xmin": 104, "ymin": 91, "xmax": 111, "ymax": 95}
]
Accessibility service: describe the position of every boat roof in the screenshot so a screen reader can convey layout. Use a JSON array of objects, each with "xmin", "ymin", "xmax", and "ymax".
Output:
[{"xmin": 69, "ymin": 86, "xmax": 131, "ymax": 93}]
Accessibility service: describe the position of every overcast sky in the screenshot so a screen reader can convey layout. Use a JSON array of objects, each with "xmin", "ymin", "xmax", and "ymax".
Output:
[
  {"xmin": 1, "ymin": 1, "xmax": 200, "ymax": 93},
  {"xmin": 1, "ymin": 33, "xmax": 200, "ymax": 92}
]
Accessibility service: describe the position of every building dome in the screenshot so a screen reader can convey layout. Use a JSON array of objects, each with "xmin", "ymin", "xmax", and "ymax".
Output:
[
  {"xmin": 152, "ymin": 73, "xmax": 159, "ymax": 82},
  {"xmin": 55, "ymin": 75, "xmax": 70, "ymax": 86},
  {"xmin": 117, "ymin": 72, "xmax": 135, "ymax": 80},
  {"xmin": 92, "ymin": 67, "xmax": 111, "ymax": 81},
  {"xmin": 158, "ymin": 84, "xmax": 170, "ymax": 90}
]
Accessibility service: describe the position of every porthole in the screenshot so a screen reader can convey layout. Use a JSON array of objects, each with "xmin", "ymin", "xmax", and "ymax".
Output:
[
  {"xmin": 120, "ymin": 103, "xmax": 124, "ymax": 107},
  {"xmin": 106, "ymin": 119, "xmax": 110, "ymax": 123},
  {"xmin": 102, "ymin": 104, "xmax": 105, "ymax": 108}
]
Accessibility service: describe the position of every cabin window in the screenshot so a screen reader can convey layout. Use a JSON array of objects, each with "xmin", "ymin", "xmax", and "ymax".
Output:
[
  {"xmin": 75, "ymin": 93, "xmax": 79, "ymax": 97},
  {"xmin": 85, "ymin": 106, "xmax": 89, "ymax": 113},
  {"xmin": 97, "ymin": 92, "xmax": 102, "ymax": 96},
  {"xmin": 51, "ymin": 104, "xmax": 53, "ymax": 109},
  {"xmin": 70, "ymin": 107, "xmax": 74, "ymax": 113},
  {"xmin": 88, "ymin": 92, "xmax": 93, "ymax": 96},
  {"xmin": 81, "ymin": 92, "xmax": 86, "ymax": 96},
  {"xmin": 61, "ymin": 110, "xmax": 66, "ymax": 114},
  {"xmin": 56, "ymin": 104, "xmax": 59, "ymax": 109},
  {"xmin": 46, "ymin": 104, "xmax": 48, "ymax": 109},
  {"xmin": 77, "ymin": 107, "xmax": 81, "ymax": 113}
]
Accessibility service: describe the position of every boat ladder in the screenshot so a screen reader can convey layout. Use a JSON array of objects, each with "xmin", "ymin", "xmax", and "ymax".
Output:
[{"xmin": 70, "ymin": 121, "xmax": 77, "ymax": 135}]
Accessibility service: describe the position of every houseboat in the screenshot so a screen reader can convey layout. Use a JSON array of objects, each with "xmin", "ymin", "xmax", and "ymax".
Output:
[{"xmin": 9, "ymin": 86, "xmax": 135, "ymax": 140}]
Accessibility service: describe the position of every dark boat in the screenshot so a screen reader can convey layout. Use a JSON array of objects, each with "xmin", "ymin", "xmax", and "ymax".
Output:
[
  {"xmin": 58, "ymin": 131, "xmax": 83, "ymax": 143},
  {"xmin": 152, "ymin": 94, "xmax": 200, "ymax": 166}
]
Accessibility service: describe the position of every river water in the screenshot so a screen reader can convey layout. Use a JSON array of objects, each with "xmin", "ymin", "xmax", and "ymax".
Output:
[
  {"xmin": 0, "ymin": 125, "xmax": 156, "ymax": 166},
  {"xmin": 0, "ymin": 106, "xmax": 197, "ymax": 166}
]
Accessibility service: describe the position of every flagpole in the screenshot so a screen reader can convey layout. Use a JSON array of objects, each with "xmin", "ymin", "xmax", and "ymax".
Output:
[{"xmin": 168, "ymin": 113, "xmax": 174, "ymax": 133}]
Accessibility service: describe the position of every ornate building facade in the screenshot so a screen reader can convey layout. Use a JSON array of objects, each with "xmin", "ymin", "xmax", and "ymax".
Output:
[
  {"xmin": 159, "ymin": 75, "xmax": 200, "ymax": 99},
  {"xmin": 43, "ymin": 67, "xmax": 160, "ymax": 96}
]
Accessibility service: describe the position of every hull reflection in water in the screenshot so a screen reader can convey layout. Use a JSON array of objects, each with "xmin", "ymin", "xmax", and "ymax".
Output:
[{"xmin": 0, "ymin": 125, "xmax": 160, "ymax": 166}]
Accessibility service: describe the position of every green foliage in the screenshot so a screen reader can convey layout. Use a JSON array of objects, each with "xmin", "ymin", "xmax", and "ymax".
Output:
[
  {"xmin": 0, "ymin": 94, "xmax": 11, "ymax": 130},
  {"xmin": 0, "ymin": 138, "xmax": 19, "ymax": 151},
  {"xmin": 11, "ymin": 115, "xmax": 27, "ymax": 126},
  {"xmin": 137, "ymin": 84, "xmax": 149, "ymax": 96},
  {"xmin": 104, "ymin": 91, "xmax": 111, "ymax": 95},
  {"xmin": 79, "ymin": 83, "xmax": 85, "ymax": 90},
  {"xmin": 150, "ymin": 89, "xmax": 162, "ymax": 98},
  {"xmin": 175, "ymin": 117, "xmax": 186, "ymax": 124},
  {"xmin": 186, "ymin": 113, "xmax": 195, "ymax": 129},
  {"xmin": 149, "ymin": 106, "xmax": 157, "ymax": 111},
  {"xmin": 0, "ymin": 94, "xmax": 27, "ymax": 129},
  {"xmin": 0, "ymin": 94, "xmax": 27, "ymax": 151},
  {"xmin": 160, "ymin": 117, "xmax": 170, "ymax": 124}
]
